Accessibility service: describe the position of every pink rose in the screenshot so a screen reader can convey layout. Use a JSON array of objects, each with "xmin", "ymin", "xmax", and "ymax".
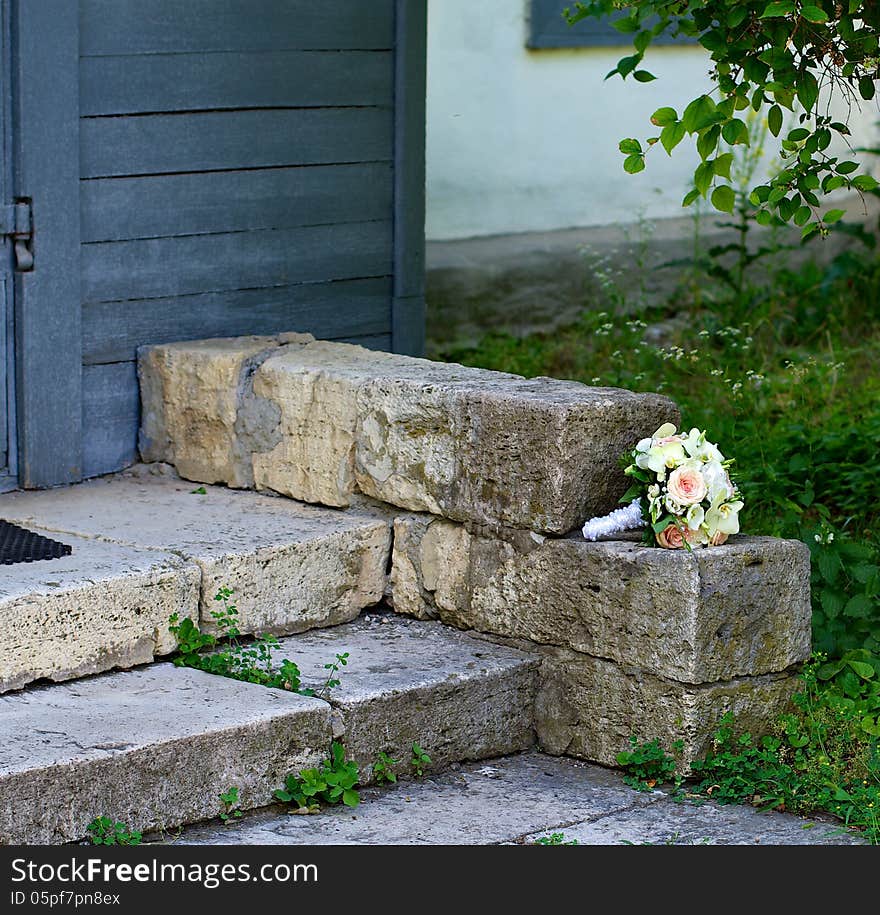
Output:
[
  {"xmin": 667, "ymin": 466, "xmax": 708, "ymax": 506},
  {"xmin": 656, "ymin": 525, "xmax": 685, "ymax": 550},
  {"xmin": 710, "ymin": 530, "xmax": 729, "ymax": 547}
]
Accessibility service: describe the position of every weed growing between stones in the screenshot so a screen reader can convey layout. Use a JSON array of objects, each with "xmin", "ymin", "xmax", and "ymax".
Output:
[
  {"xmin": 86, "ymin": 817, "xmax": 142, "ymax": 846},
  {"xmin": 275, "ymin": 741, "xmax": 360, "ymax": 811},
  {"xmin": 168, "ymin": 587, "xmax": 347, "ymax": 697},
  {"xmin": 616, "ymin": 737, "xmax": 682, "ymax": 791},
  {"xmin": 617, "ymin": 657, "xmax": 880, "ymax": 844},
  {"xmin": 219, "ymin": 787, "xmax": 243, "ymax": 824},
  {"xmin": 533, "ymin": 833, "xmax": 579, "ymax": 845},
  {"xmin": 410, "ymin": 742, "xmax": 431, "ymax": 777},
  {"xmin": 372, "ymin": 751, "xmax": 399, "ymax": 784}
]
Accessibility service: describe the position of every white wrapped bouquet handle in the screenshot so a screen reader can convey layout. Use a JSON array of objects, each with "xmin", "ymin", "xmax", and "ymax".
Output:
[{"xmin": 581, "ymin": 499, "xmax": 646, "ymax": 541}]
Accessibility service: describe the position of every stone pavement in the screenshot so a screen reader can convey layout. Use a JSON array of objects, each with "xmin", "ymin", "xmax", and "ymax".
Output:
[{"xmin": 176, "ymin": 751, "xmax": 863, "ymax": 846}]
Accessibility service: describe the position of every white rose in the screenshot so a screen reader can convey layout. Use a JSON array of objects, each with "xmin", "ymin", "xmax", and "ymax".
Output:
[{"xmin": 702, "ymin": 460, "xmax": 735, "ymax": 503}]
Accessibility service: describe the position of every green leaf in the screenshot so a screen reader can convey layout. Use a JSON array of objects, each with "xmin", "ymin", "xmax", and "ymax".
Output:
[
  {"xmin": 761, "ymin": 1, "xmax": 794, "ymax": 16},
  {"xmin": 823, "ymin": 208, "xmax": 845, "ymax": 224},
  {"xmin": 623, "ymin": 154, "xmax": 645, "ymax": 174},
  {"xmin": 697, "ymin": 125, "xmax": 720, "ymax": 160},
  {"xmin": 682, "ymin": 95, "xmax": 718, "ymax": 133},
  {"xmin": 793, "ymin": 205, "xmax": 812, "ymax": 226},
  {"xmin": 660, "ymin": 121, "xmax": 686, "ymax": 155},
  {"xmin": 342, "ymin": 789, "xmax": 360, "ymax": 808},
  {"xmin": 711, "ymin": 184, "xmax": 735, "ymax": 213},
  {"xmin": 651, "ymin": 107, "xmax": 678, "ymax": 127},
  {"xmin": 797, "ymin": 71, "xmax": 819, "ymax": 112},
  {"xmin": 836, "ymin": 160, "xmax": 859, "ymax": 174},
  {"xmin": 801, "ymin": 5, "xmax": 828, "ymax": 22},
  {"xmin": 853, "ymin": 174, "xmax": 879, "ymax": 191},
  {"xmin": 619, "ymin": 138, "xmax": 641, "ymax": 155},
  {"xmin": 713, "ymin": 153, "xmax": 734, "ymax": 179},
  {"xmin": 682, "ymin": 188, "xmax": 700, "ymax": 207},
  {"xmin": 633, "ymin": 70, "xmax": 656, "ymax": 83},
  {"xmin": 801, "ymin": 221, "xmax": 821, "ymax": 240},
  {"xmin": 768, "ymin": 105, "xmax": 783, "ymax": 137},
  {"xmin": 859, "ymin": 75, "xmax": 876, "ymax": 100},
  {"xmin": 694, "ymin": 161, "xmax": 714, "ymax": 197},
  {"xmin": 722, "ymin": 118, "xmax": 749, "ymax": 146},
  {"xmin": 847, "ymin": 659, "xmax": 876, "ymax": 679}
]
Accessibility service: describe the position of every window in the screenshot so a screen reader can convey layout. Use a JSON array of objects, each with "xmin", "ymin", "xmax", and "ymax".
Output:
[{"xmin": 528, "ymin": 0, "xmax": 694, "ymax": 49}]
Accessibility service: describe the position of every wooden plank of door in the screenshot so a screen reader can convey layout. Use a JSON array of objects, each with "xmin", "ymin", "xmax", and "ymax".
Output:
[
  {"xmin": 13, "ymin": 0, "xmax": 82, "ymax": 486},
  {"xmin": 80, "ymin": 108, "xmax": 393, "ymax": 178},
  {"xmin": 80, "ymin": 0, "xmax": 395, "ymax": 55},
  {"xmin": 81, "ymin": 163, "xmax": 393, "ymax": 243},
  {"xmin": 81, "ymin": 221, "xmax": 393, "ymax": 304},
  {"xmin": 392, "ymin": 0, "xmax": 427, "ymax": 357},
  {"xmin": 80, "ymin": 50, "xmax": 393, "ymax": 116},
  {"xmin": 82, "ymin": 276, "xmax": 392, "ymax": 365}
]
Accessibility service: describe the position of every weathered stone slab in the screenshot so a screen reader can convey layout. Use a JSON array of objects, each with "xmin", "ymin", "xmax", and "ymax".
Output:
[
  {"xmin": 271, "ymin": 612, "xmax": 540, "ymax": 781},
  {"xmin": 256, "ymin": 341, "xmax": 678, "ymax": 532},
  {"xmin": 0, "ymin": 532, "xmax": 199, "ymax": 693},
  {"xmin": 524, "ymin": 796, "xmax": 862, "ymax": 845},
  {"xmin": 139, "ymin": 334, "xmax": 678, "ymax": 533},
  {"xmin": 178, "ymin": 752, "xmax": 661, "ymax": 846},
  {"xmin": 391, "ymin": 518, "xmax": 811, "ymax": 683},
  {"xmin": 535, "ymin": 648, "xmax": 800, "ymax": 771},
  {"xmin": 2, "ymin": 473, "xmax": 391, "ymax": 637},
  {"xmin": 0, "ymin": 664, "xmax": 331, "ymax": 844}
]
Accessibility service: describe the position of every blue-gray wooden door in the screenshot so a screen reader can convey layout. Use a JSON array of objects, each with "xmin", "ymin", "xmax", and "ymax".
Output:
[{"xmin": 9, "ymin": 0, "xmax": 425, "ymax": 488}]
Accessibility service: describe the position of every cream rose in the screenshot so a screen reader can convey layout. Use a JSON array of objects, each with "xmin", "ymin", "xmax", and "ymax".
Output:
[
  {"xmin": 656, "ymin": 524, "xmax": 685, "ymax": 550},
  {"xmin": 667, "ymin": 465, "xmax": 708, "ymax": 506}
]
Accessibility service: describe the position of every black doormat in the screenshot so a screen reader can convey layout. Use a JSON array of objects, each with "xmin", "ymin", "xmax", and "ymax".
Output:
[{"xmin": 0, "ymin": 520, "xmax": 72, "ymax": 565}]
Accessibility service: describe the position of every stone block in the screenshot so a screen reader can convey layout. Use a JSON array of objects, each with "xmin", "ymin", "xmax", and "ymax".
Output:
[
  {"xmin": 270, "ymin": 613, "xmax": 540, "ymax": 781},
  {"xmin": 391, "ymin": 518, "xmax": 811, "ymax": 683},
  {"xmin": 139, "ymin": 335, "xmax": 678, "ymax": 533},
  {"xmin": 535, "ymin": 649, "xmax": 800, "ymax": 771},
  {"xmin": 2, "ymin": 475, "xmax": 391, "ymax": 637},
  {"xmin": 0, "ymin": 533, "xmax": 199, "ymax": 693},
  {"xmin": 0, "ymin": 665, "xmax": 330, "ymax": 843}
]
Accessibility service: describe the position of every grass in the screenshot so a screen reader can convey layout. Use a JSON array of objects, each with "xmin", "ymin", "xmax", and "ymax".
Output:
[{"xmin": 440, "ymin": 217, "xmax": 880, "ymax": 842}]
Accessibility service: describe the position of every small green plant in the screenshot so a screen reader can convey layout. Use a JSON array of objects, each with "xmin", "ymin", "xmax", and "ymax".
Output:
[
  {"xmin": 533, "ymin": 833, "xmax": 579, "ymax": 846},
  {"xmin": 373, "ymin": 751, "xmax": 399, "ymax": 785},
  {"xmin": 274, "ymin": 742, "xmax": 360, "ymax": 811},
  {"xmin": 190, "ymin": 486, "xmax": 207, "ymax": 495},
  {"xmin": 219, "ymin": 787, "xmax": 243, "ymax": 824},
  {"xmin": 319, "ymin": 652, "xmax": 349, "ymax": 698},
  {"xmin": 410, "ymin": 742, "xmax": 431, "ymax": 777},
  {"xmin": 616, "ymin": 737, "xmax": 681, "ymax": 791},
  {"xmin": 169, "ymin": 587, "xmax": 346, "ymax": 696},
  {"xmin": 86, "ymin": 817, "xmax": 142, "ymax": 846}
]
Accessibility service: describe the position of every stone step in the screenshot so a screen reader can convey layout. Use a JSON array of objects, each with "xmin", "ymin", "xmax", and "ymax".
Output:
[
  {"xmin": 0, "ymin": 613, "xmax": 539, "ymax": 843},
  {"xmin": 269, "ymin": 612, "xmax": 539, "ymax": 780},
  {"xmin": 0, "ymin": 472, "xmax": 392, "ymax": 691},
  {"xmin": 138, "ymin": 333, "xmax": 678, "ymax": 533}
]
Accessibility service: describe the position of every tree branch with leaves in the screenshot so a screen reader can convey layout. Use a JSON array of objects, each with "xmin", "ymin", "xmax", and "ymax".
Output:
[{"xmin": 567, "ymin": 1, "xmax": 880, "ymax": 237}]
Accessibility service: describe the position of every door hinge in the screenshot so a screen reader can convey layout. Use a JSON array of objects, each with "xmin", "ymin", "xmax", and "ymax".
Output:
[{"xmin": 0, "ymin": 200, "xmax": 34, "ymax": 272}]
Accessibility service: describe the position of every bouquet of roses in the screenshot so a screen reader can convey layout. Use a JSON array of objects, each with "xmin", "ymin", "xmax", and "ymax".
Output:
[
  {"xmin": 581, "ymin": 422, "xmax": 743, "ymax": 549},
  {"xmin": 624, "ymin": 422, "xmax": 743, "ymax": 549}
]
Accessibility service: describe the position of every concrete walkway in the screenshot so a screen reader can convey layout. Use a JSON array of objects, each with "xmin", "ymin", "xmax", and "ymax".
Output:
[{"xmin": 176, "ymin": 751, "xmax": 863, "ymax": 846}]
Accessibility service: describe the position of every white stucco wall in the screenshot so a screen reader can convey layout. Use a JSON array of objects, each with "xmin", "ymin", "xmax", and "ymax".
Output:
[{"xmin": 426, "ymin": 0, "xmax": 880, "ymax": 241}]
